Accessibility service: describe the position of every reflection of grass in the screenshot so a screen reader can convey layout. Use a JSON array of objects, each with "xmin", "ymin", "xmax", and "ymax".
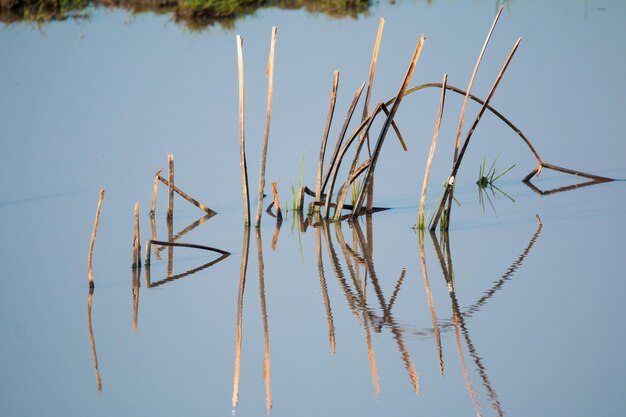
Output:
[
  {"xmin": 478, "ymin": 179, "xmax": 515, "ymax": 217},
  {"xmin": 1, "ymin": 0, "xmax": 370, "ymax": 28}
]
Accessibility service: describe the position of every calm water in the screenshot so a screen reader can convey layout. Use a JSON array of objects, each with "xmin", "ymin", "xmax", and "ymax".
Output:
[{"xmin": 1, "ymin": 1, "xmax": 626, "ymax": 416}]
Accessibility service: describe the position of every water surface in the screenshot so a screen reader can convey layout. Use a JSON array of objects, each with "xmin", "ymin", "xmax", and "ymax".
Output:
[{"xmin": 1, "ymin": 1, "xmax": 626, "ymax": 416}]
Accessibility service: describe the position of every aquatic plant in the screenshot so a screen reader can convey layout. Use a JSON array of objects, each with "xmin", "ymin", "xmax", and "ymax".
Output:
[{"xmin": 476, "ymin": 156, "xmax": 515, "ymax": 188}]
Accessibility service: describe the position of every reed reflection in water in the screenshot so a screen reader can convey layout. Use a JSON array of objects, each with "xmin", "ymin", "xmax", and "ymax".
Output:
[
  {"xmin": 303, "ymin": 212, "xmax": 543, "ymax": 414},
  {"xmin": 231, "ymin": 226, "xmax": 274, "ymax": 415},
  {"xmin": 87, "ymin": 288, "xmax": 102, "ymax": 392},
  {"xmin": 112, "ymin": 206, "xmax": 543, "ymax": 414}
]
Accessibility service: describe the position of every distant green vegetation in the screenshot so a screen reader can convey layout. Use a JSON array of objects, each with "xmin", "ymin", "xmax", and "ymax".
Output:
[{"xmin": 0, "ymin": 0, "xmax": 371, "ymax": 29}]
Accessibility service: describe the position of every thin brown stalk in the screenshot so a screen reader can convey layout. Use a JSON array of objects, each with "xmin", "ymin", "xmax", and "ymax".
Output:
[
  {"xmin": 431, "ymin": 38, "xmax": 522, "ymax": 230},
  {"xmin": 132, "ymin": 202, "xmax": 141, "ymax": 268},
  {"xmin": 236, "ymin": 35, "xmax": 250, "ymax": 226},
  {"xmin": 150, "ymin": 215, "xmax": 160, "ymax": 260},
  {"xmin": 453, "ymin": 5, "xmax": 504, "ymax": 162},
  {"xmin": 167, "ymin": 154, "xmax": 174, "ymax": 219},
  {"xmin": 271, "ymin": 181, "xmax": 282, "ymax": 221},
  {"xmin": 150, "ymin": 169, "xmax": 162, "ymax": 216},
  {"xmin": 255, "ymin": 26, "xmax": 278, "ymax": 228},
  {"xmin": 232, "ymin": 226, "xmax": 250, "ymax": 413},
  {"xmin": 527, "ymin": 162, "xmax": 613, "ymax": 182},
  {"xmin": 314, "ymin": 70, "xmax": 340, "ymax": 209},
  {"xmin": 144, "ymin": 239, "xmax": 151, "ymax": 266},
  {"xmin": 391, "ymin": 83, "xmax": 544, "ymax": 164},
  {"xmin": 321, "ymin": 82, "xmax": 366, "ymax": 198},
  {"xmin": 158, "ymin": 176, "xmax": 216, "ymax": 215},
  {"xmin": 322, "ymin": 82, "xmax": 366, "ymax": 217},
  {"xmin": 379, "ymin": 104, "xmax": 408, "ymax": 151},
  {"xmin": 352, "ymin": 35, "xmax": 426, "ymax": 217},
  {"xmin": 361, "ymin": 18, "xmax": 385, "ymax": 214},
  {"xmin": 87, "ymin": 288, "xmax": 102, "ymax": 392},
  {"xmin": 326, "ymin": 102, "xmax": 383, "ymax": 220},
  {"xmin": 88, "ymin": 188, "xmax": 105, "ymax": 288},
  {"xmin": 362, "ymin": 17, "xmax": 384, "ymax": 124},
  {"xmin": 418, "ymin": 74, "xmax": 447, "ymax": 228}
]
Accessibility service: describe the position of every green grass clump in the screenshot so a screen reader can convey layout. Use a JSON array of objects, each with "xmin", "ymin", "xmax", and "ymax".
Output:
[
  {"xmin": 288, "ymin": 153, "xmax": 306, "ymax": 212},
  {"xmin": 477, "ymin": 156, "xmax": 515, "ymax": 188}
]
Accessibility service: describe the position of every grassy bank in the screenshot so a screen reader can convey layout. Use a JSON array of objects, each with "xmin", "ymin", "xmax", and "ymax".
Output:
[{"xmin": 0, "ymin": 0, "xmax": 370, "ymax": 28}]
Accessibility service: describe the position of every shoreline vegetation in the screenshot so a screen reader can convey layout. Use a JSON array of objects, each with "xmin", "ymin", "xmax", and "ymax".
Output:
[{"xmin": 0, "ymin": 0, "xmax": 371, "ymax": 29}]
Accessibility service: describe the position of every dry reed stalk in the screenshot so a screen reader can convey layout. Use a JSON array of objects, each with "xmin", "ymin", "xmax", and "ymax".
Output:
[
  {"xmin": 362, "ymin": 17, "xmax": 384, "ymax": 125},
  {"xmin": 150, "ymin": 215, "xmax": 160, "ymax": 260},
  {"xmin": 322, "ymin": 83, "xmax": 366, "ymax": 217},
  {"xmin": 298, "ymin": 186, "xmax": 305, "ymax": 211},
  {"xmin": 326, "ymin": 102, "xmax": 382, "ymax": 219},
  {"xmin": 167, "ymin": 154, "xmax": 174, "ymax": 219},
  {"xmin": 400, "ymin": 82, "xmax": 544, "ymax": 164},
  {"xmin": 321, "ymin": 82, "xmax": 365, "ymax": 195},
  {"xmin": 150, "ymin": 169, "xmax": 162, "ymax": 216},
  {"xmin": 453, "ymin": 5, "xmax": 504, "ymax": 162},
  {"xmin": 352, "ymin": 35, "xmax": 426, "ymax": 217},
  {"xmin": 144, "ymin": 239, "xmax": 151, "ymax": 266},
  {"xmin": 87, "ymin": 288, "xmax": 102, "ymax": 392},
  {"xmin": 157, "ymin": 176, "xmax": 216, "ymax": 215},
  {"xmin": 329, "ymin": 106, "xmax": 405, "ymax": 220},
  {"xmin": 525, "ymin": 162, "xmax": 613, "ymax": 182},
  {"xmin": 255, "ymin": 26, "xmax": 278, "ymax": 228},
  {"xmin": 361, "ymin": 18, "xmax": 385, "ymax": 214},
  {"xmin": 254, "ymin": 229, "xmax": 272, "ymax": 414},
  {"xmin": 271, "ymin": 181, "xmax": 282, "ymax": 221},
  {"xmin": 132, "ymin": 202, "xmax": 141, "ymax": 268},
  {"xmin": 88, "ymin": 188, "xmax": 105, "ymax": 288},
  {"xmin": 379, "ymin": 104, "xmax": 408, "ymax": 151},
  {"xmin": 232, "ymin": 226, "xmax": 250, "ymax": 413},
  {"xmin": 236, "ymin": 35, "xmax": 251, "ymax": 226},
  {"xmin": 418, "ymin": 74, "xmax": 448, "ymax": 228},
  {"xmin": 430, "ymin": 38, "xmax": 522, "ymax": 230},
  {"xmin": 314, "ymin": 70, "xmax": 340, "ymax": 209}
]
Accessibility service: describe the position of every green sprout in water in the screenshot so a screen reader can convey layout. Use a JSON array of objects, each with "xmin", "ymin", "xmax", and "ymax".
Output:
[
  {"xmin": 476, "ymin": 156, "xmax": 516, "ymax": 216},
  {"xmin": 288, "ymin": 153, "xmax": 306, "ymax": 213},
  {"xmin": 477, "ymin": 156, "xmax": 515, "ymax": 188}
]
